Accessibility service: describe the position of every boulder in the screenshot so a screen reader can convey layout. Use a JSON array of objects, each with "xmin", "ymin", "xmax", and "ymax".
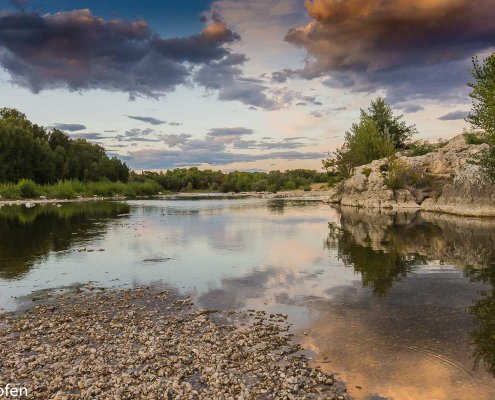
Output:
[{"xmin": 328, "ymin": 134, "xmax": 495, "ymax": 216}]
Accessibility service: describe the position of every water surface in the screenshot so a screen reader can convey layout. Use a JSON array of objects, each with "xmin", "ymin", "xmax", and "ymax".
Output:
[{"xmin": 1, "ymin": 199, "xmax": 494, "ymax": 399}]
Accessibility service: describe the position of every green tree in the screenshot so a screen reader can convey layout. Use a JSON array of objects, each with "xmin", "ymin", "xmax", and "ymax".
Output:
[
  {"xmin": 322, "ymin": 114, "xmax": 395, "ymax": 178},
  {"xmin": 466, "ymin": 54, "xmax": 495, "ymax": 181},
  {"xmin": 363, "ymin": 97, "xmax": 416, "ymax": 149},
  {"xmin": 467, "ymin": 54, "xmax": 495, "ymax": 136}
]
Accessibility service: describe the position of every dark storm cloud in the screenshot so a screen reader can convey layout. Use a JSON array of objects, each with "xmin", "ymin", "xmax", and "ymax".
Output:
[
  {"xmin": 127, "ymin": 115, "xmax": 166, "ymax": 125},
  {"xmin": 284, "ymin": 0, "xmax": 495, "ymax": 102},
  {"xmin": 194, "ymin": 53, "xmax": 280, "ymax": 109},
  {"xmin": 439, "ymin": 110, "xmax": 469, "ymax": 121},
  {"xmin": 0, "ymin": 9, "xmax": 239, "ymax": 98},
  {"xmin": 49, "ymin": 123, "xmax": 86, "ymax": 131}
]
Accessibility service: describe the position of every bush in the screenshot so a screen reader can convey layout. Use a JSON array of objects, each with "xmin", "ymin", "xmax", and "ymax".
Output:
[
  {"xmin": 0, "ymin": 183, "xmax": 20, "ymax": 199},
  {"xmin": 384, "ymin": 159, "xmax": 421, "ymax": 190},
  {"xmin": 406, "ymin": 140, "xmax": 436, "ymax": 156},
  {"xmin": 17, "ymin": 179, "xmax": 40, "ymax": 199},
  {"xmin": 465, "ymin": 131, "xmax": 490, "ymax": 145},
  {"xmin": 361, "ymin": 167, "xmax": 372, "ymax": 177}
]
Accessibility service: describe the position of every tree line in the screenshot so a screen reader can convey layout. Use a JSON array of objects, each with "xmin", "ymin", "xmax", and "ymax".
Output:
[
  {"xmin": 132, "ymin": 168, "xmax": 335, "ymax": 193},
  {"xmin": 0, "ymin": 107, "xmax": 336, "ymax": 196},
  {"xmin": 0, "ymin": 108, "xmax": 129, "ymax": 184}
]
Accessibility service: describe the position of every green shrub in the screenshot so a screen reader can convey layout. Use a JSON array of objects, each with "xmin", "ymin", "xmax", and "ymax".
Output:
[
  {"xmin": 303, "ymin": 185, "xmax": 311, "ymax": 191},
  {"xmin": 465, "ymin": 131, "xmax": 490, "ymax": 145},
  {"xmin": 406, "ymin": 140, "xmax": 436, "ymax": 156},
  {"xmin": 361, "ymin": 167, "xmax": 372, "ymax": 177},
  {"xmin": 17, "ymin": 179, "xmax": 40, "ymax": 199},
  {"xmin": 0, "ymin": 183, "xmax": 20, "ymax": 199},
  {"xmin": 384, "ymin": 159, "xmax": 420, "ymax": 190}
]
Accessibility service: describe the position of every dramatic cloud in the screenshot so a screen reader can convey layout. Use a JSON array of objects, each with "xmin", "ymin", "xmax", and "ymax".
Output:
[
  {"xmin": 49, "ymin": 123, "xmax": 86, "ymax": 131},
  {"xmin": 284, "ymin": 0, "xmax": 495, "ymax": 102},
  {"xmin": 439, "ymin": 110, "xmax": 469, "ymax": 121},
  {"xmin": 0, "ymin": 9, "xmax": 239, "ymax": 97},
  {"xmin": 194, "ymin": 53, "xmax": 281, "ymax": 109},
  {"xmin": 127, "ymin": 116, "xmax": 166, "ymax": 125}
]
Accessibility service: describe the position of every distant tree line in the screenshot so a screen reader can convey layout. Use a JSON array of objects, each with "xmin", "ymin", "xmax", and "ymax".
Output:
[
  {"xmin": 0, "ymin": 108, "xmax": 129, "ymax": 184},
  {"xmin": 131, "ymin": 168, "xmax": 336, "ymax": 193}
]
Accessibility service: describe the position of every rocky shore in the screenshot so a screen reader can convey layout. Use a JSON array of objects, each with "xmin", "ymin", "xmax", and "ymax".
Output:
[
  {"xmin": 0, "ymin": 287, "xmax": 349, "ymax": 400},
  {"xmin": 327, "ymin": 134, "xmax": 495, "ymax": 217}
]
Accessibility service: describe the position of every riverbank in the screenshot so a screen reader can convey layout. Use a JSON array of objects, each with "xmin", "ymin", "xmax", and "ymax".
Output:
[
  {"xmin": 327, "ymin": 134, "xmax": 495, "ymax": 217},
  {"xmin": 0, "ymin": 188, "xmax": 337, "ymax": 206},
  {"xmin": 0, "ymin": 286, "xmax": 349, "ymax": 400}
]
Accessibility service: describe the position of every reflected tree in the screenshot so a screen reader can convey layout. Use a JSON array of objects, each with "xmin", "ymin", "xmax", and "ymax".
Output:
[
  {"xmin": 326, "ymin": 222, "xmax": 426, "ymax": 295},
  {"xmin": 465, "ymin": 258, "xmax": 495, "ymax": 375},
  {"xmin": 0, "ymin": 202, "xmax": 130, "ymax": 279}
]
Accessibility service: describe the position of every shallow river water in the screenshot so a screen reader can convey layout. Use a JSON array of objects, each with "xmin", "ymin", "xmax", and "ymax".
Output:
[{"xmin": 1, "ymin": 198, "xmax": 495, "ymax": 400}]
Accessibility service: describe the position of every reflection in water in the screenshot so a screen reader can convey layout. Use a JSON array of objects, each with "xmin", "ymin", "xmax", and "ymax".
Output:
[
  {"xmin": 316, "ymin": 207, "xmax": 495, "ymax": 399},
  {"xmin": 326, "ymin": 220, "xmax": 427, "ymax": 296},
  {"xmin": 0, "ymin": 202, "xmax": 130, "ymax": 280},
  {"xmin": 466, "ymin": 262, "xmax": 495, "ymax": 376},
  {"xmin": 0, "ymin": 200, "xmax": 495, "ymax": 399}
]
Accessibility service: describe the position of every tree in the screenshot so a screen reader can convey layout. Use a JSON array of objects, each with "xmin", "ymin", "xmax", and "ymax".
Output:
[
  {"xmin": 363, "ymin": 97, "xmax": 416, "ymax": 149},
  {"xmin": 322, "ymin": 114, "xmax": 395, "ymax": 178},
  {"xmin": 0, "ymin": 107, "xmax": 27, "ymax": 121},
  {"xmin": 466, "ymin": 54, "xmax": 495, "ymax": 181},
  {"xmin": 467, "ymin": 54, "xmax": 495, "ymax": 137},
  {"xmin": 0, "ymin": 107, "xmax": 129, "ymax": 184}
]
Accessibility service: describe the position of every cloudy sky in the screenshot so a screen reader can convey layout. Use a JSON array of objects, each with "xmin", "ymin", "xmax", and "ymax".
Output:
[{"xmin": 0, "ymin": 0, "xmax": 493, "ymax": 171}]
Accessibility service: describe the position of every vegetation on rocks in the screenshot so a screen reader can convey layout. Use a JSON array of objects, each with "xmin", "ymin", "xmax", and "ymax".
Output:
[
  {"xmin": 466, "ymin": 53, "xmax": 495, "ymax": 181},
  {"xmin": 322, "ymin": 98, "xmax": 415, "ymax": 178}
]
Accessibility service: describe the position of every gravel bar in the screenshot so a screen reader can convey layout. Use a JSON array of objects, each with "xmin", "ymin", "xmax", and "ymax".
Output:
[{"xmin": 0, "ymin": 287, "xmax": 350, "ymax": 400}]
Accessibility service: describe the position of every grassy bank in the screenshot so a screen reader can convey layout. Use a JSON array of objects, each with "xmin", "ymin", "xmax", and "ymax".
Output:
[{"xmin": 0, "ymin": 179, "xmax": 163, "ymax": 200}]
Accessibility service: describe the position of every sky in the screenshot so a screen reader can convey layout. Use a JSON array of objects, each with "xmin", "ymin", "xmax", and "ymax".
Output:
[{"xmin": 0, "ymin": 0, "xmax": 493, "ymax": 172}]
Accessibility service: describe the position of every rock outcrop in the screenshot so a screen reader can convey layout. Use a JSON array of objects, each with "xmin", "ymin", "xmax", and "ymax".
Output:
[{"xmin": 328, "ymin": 134, "xmax": 495, "ymax": 216}]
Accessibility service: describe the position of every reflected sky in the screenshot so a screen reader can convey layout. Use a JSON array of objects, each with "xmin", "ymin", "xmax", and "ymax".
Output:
[{"xmin": 1, "ymin": 200, "xmax": 495, "ymax": 399}]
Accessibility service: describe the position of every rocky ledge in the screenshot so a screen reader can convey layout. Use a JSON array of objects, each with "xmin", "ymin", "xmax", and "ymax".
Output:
[
  {"xmin": 328, "ymin": 134, "xmax": 495, "ymax": 216},
  {"xmin": 0, "ymin": 287, "xmax": 349, "ymax": 400}
]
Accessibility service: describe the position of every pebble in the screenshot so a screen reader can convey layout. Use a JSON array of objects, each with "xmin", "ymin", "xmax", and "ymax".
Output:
[{"xmin": 0, "ymin": 286, "xmax": 350, "ymax": 399}]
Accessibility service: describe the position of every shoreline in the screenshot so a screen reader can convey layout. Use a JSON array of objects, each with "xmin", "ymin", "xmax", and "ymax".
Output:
[
  {"xmin": 3, "ymin": 189, "xmax": 494, "ymax": 218},
  {"xmin": 0, "ymin": 189, "xmax": 336, "ymax": 206},
  {"xmin": 0, "ymin": 286, "xmax": 349, "ymax": 399}
]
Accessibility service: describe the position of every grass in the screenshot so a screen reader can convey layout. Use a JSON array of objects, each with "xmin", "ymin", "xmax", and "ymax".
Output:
[{"xmin": 0, "ymin": 179, "xmax": 164, "ymax": 200}]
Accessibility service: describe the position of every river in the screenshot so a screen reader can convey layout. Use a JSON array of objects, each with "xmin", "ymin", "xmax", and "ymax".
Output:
[{"xmin": 0, "ymin": 198, "xmax": 494, "ymax": 399}]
